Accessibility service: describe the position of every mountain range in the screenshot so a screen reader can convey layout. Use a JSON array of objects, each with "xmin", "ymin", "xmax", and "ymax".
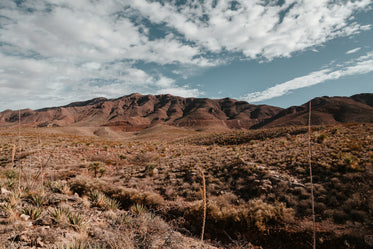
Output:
[{"xmin": 0, "ymin": 93, "xmax": 372, "ymax": 130}]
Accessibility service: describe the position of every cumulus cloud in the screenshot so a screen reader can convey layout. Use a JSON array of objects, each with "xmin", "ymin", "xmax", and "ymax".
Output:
[
  {"xmin": 131, "ymin": 0, "xmax": 372, "ymax": 59},
  {"xmin": 0, "ymin": 0, "xmax": 210, "ymax": 65},
  {"xmin": 243, "ymin": 52, "xmax": 373, "ymax": 102},
  {"xmin": 0, "ymin": 0, "xmax": 372, "ymax": 110},
  {"xmin": 0, "ymin": 52, "xmax": 201, "ymax": 110}
]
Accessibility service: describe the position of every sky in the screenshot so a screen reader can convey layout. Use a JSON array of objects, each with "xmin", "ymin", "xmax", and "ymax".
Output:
[{"xmin": 0, "ymin": 0, "xmax": 372, "ymax": 111}]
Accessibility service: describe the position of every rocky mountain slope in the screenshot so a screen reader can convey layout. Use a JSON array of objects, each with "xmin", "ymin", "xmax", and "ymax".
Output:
[
  {"xmin": 0, "ymin": 93, "xmax": 372, "ymax": 130},
  {"xmin": 0, "ymin": 93, "xmax": 282, "ymax": 130},
  {"xmin": 254, "ymin": 93, "xmax": 373, "ymax": 128}
]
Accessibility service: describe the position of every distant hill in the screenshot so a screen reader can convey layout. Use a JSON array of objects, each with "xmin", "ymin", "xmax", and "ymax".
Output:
[
  {"xmin": 253, "ymin": 93, "xmax": 373, "ymax": 128},
  {"xmin": 0, "ymin": 93, "xmax": 372, "ymax": 130}
]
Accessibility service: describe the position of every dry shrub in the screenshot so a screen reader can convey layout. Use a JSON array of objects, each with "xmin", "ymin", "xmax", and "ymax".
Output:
[
  {"xmin": 210, "ymin": 192, "xmax": 239, "ymax": 206},
  {"xmin": 86, "ymin": 151, "xmax": 117, "ymax": 165},
  {"xmin": 89, "ymin": 190, "xmax": 119, "ymax": 211},
  {"xmin": 121, "ymin": 208, "xmax": 170, "ymax": 248},
  {"xmin": 131, "ymin": 152, "xmax": 159, "ymax": 166},
  {"xmin": 68, "ymin": 176, "xmax": 106, "ymax": 196},
  {"xmin": 47, "ymin": 180, "xmax": 72, "ymax": 195},
  {"xmin": 87, "ymin": 206, "xmax": 171, "ymax": 249},
  {"xmin": 99, "ymin": 231, "xmax": 135, "ymax": 249},
  {"xmin": 68, "ymin": 176, "xmax": 164, "ymax": 209},
  {"xmin": 187, "ymin": 198, "xmax": 294, "ymax": 234},
  {"xmin": 243, "ymin": 199, "xmax": 294, "ymax": 232},
  {"xmin": 107, "ymin": 186, "xmax": 164, "ymax": 209}
]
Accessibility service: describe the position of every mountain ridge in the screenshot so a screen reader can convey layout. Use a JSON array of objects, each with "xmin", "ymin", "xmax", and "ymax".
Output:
[{"xmin": 0, "ymin": 93, "xmax": 372, "ymax": 130}]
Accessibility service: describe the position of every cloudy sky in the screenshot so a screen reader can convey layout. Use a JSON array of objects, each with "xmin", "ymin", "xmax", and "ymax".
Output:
[{"xmin": 0, "ymin": 0, "xmax": 372, "ymax": 111}]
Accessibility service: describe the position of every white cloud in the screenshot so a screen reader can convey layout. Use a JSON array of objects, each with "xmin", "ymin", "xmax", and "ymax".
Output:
[
  {"xmin": 1, "ymin": 0, "xmax": 371, "ymax": 63},
  {"xmin": 346, "ymin": 47, "xmax": 361, "ymax": 54},
  {"xmin": 130, "ymin": 0, "xmax": 372, "ymax": 60},
  {"xmin": 0, "ymin": 52, "xmax": 201, "ymax": 110},
  {"xmin": 0, "ymin": 0, "xmax": 211, "ymax": 66},
  {"xmin": 156, "ymin": 86, "xmax": 201, "ymax": 98},
  {"xmin": 0, "ymin": 0, "xmax": 372, "ymax": 110},
  {"xmin": 242, "ymin": 52, "xmax": 373, "ymax": 102}
]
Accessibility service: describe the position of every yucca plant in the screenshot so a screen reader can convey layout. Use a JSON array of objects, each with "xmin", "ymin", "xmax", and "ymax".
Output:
[
  {"xmin": 6, "ymin": 192, "xmax": 21, "ymax": 208},
  {"xmin": 89, "ymin": 190, "xmax": 106, "ymax": 208},
  {"xmin": 130, "ymin": 204, "xmax": 146, "ymax": 215},
  {"xmin": 90, "ymin": 190, "xmax": 119, "ymax": 211},
  {"xmin": 68, "ymin": 212, "xmax": 85, "ymax": 230},
  {"xmin": 49, "ymin": 206, "xmax": 70, "ymax": 222},
  {"xmin": 1, "ymin": 202, "xmax": 17, "ymax": 216},
  {"xmin": 31, "ymin": 194, "xmax": 46, "ymax": 207},
  {"xmin": 105, "ymin": 198, "xmax": 120, "ymax": 211},
  {"xmin": 22, "ymin": 206, "xmax": 43, "ymax": 220}
]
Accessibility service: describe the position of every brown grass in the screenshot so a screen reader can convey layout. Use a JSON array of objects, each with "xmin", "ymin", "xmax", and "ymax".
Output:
[{"xmin": 0, "ymin": 124, "xmax": 372, "ymax": 248}]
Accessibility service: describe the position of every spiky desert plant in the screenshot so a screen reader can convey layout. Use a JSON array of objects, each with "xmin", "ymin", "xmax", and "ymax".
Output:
[
  {"xmin": 1, "ymin": 202, "xmax": 18, "ymax": 218},
  {"xmin": 105, "ymin": 197, "xmax": 120, "ymax": 211},
  {"xmin": 22, "ymin": 206, "xmax": 43, "ymax": 220},
  {"xmin": 6, "ymin": 191, "xmax": 21, "ymax": 208},
  {"xmin": 31, "ymin": 194, "xmax": 46, "ymax": 207},
  {"xmin": 49, "ymin": 206, "xmax": 70, "ymax": 222},
  {"xmin": 90, "ymin": 190, "xmax": 120, "ymax": 211},
  {"xmin": 68, "ymin": 212, "xmax": 85, "ymax": 231},
  {"xmin": 90, "ymin": 190, "xmax": 107, "ymax": 208},
  {"xmin": 130, "ymin": 203, "xmax": 146, "ymax": 215}
]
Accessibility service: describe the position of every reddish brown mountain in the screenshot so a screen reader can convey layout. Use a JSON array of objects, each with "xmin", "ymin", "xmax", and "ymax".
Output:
[
  {"xmin": 254, "ymin": 93, "xmax": 373, "ymax": 129},
  {"xmin": 0, "ymin": 93, "xmax": 281, "ymax": 130},
  {"xmin": 0, "ymin": 93, "xmax": 372, "ymax": 130}
]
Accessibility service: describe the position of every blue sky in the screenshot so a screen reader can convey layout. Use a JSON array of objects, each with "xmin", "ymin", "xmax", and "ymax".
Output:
[{"xmin": 0, "ymin": 0, "xmax": 372, "ymax": 111}]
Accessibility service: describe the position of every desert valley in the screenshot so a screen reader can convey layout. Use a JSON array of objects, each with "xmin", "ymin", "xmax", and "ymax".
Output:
[{"xmin": 0, "ymin": 93, "xmax": 372, "ymax": 249}]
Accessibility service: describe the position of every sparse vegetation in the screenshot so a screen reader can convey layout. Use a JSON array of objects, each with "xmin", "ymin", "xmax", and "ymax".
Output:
[{"xmin": 0, "ymin": 123, "xmax": 372, "ymax": 248}]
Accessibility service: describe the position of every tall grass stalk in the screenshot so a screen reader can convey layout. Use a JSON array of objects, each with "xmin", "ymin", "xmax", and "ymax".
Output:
[
  {"xmin": 11, "ymin": 144, "xmax": 15, "ymax": 166},
  {"xmin": 200, "ymin": 167, "xmax": 207, "ymax": 241},
  {"xmin": 18, "ymin": 107, "xmax": 22, "ymax": 190},
  {"xmin": 308, "ymin": 101, "xmax": 316, "ymax": 249}
]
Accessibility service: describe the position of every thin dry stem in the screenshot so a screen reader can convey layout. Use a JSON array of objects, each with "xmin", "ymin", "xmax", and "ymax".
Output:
[
  {"xmin": 308, "ymin": 101, "xmax": 316, "ymax": 249},
  {"xmin": 11, "ymin": 144, "xmax": 15, "ymax": 166},
  {"xmin": 200, "ymin": 167, "xmax": 207, "ymax": 241},
  {"xmin": 18, "ymin": 107, "xmax": 22, "ymax": 190}
]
